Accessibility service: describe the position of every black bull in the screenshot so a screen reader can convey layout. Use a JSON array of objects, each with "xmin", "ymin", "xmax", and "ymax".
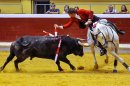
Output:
[{"xmin": 0, "ymin": 36, "xmax": 84, "ymax": 71}]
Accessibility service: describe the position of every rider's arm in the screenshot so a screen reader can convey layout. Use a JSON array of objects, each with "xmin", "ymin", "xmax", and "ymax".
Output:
[
  {"xmin": 78, "ymin": 9, "xmax": 93, "ymax": 26},
  {"xmin": 54, "ymin": 18, "xmax": 74, "ymax": 29},
  {"xmin": 63, "ymin": 18, "xmax": 74, "ymax": 28},
  {"xmin": 85, "ymin": 10, "xmax": 93, "ymax": 25}
]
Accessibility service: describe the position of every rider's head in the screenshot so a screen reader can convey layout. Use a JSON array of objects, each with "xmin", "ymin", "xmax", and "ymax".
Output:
[{"xmin": 68, "ymin": 8, "xmax": 77, "ymax": 17}]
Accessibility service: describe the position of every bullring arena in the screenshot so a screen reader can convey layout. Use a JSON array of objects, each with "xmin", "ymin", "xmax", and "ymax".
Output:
[{"xmin": 0, "ymin": 0, "xmax": 130, "ymax": 86}]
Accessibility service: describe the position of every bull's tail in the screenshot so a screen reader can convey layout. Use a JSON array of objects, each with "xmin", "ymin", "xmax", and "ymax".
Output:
[{"xmin": 0, "ymin": 43, "xmax": 15, "ymax": 71}]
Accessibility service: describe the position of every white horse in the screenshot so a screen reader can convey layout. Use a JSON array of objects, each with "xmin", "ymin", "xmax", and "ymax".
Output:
[
  {"xmin": 91, "ymin": 20, "xmax": 130, "ymax": 72},
  {"xmin": 79, "ymin": 19, "xmax": 130, "ymax": 72}
]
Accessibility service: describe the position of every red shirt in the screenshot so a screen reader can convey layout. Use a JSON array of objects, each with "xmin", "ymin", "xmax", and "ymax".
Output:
[{"xmin": 63, "ymin": 9, "xmax": 94, "ymax": 28}]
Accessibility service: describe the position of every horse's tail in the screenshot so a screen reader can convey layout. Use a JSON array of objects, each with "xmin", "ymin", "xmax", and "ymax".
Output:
[{"xmin": 107, "ymin": 21, "xmax": 125, "ymax": 35}]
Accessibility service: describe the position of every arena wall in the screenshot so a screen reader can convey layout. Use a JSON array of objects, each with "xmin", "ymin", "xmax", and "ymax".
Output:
[{"xmin": 0, "ymin": 14, "xmax": 129, "ymax": 43}]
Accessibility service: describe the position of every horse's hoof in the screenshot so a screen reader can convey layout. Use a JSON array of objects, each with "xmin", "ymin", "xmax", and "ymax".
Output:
[
  {"xmin": 105, "ymin": 59, "xmax": 108, "ymax": 64},
  {"xmin": 94, "ymin": 64, "xmax": 99, "ymax": 69},
  {"xmin": 16, "ymin": 69, "xmax": 20, "ymax": 72},
  {"xmin": 127, "ymin": 67, "xmax": 130, "ymax": 72},
  {"xmin": 113, "ymin": 69, "xmax": 117, "ymax": 73}
]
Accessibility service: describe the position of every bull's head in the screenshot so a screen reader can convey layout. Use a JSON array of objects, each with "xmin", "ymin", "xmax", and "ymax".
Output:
[{"xmin": 72, "ymin": 40, "xmax": 84, "ymax": 57}]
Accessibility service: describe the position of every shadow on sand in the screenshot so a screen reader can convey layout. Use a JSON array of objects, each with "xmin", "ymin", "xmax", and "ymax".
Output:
[{"xmin": 1, "ymin": 68, "xmax": 126, "ymax": 74}]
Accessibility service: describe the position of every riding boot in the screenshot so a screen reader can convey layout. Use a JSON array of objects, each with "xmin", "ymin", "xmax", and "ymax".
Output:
[
  {"xmin": 97, "ymin": 42, "xmax": 107, "ymax": 56},
  {"xmin": 90, "ymin": 33, "xmax": 107, "ymax": 56}
]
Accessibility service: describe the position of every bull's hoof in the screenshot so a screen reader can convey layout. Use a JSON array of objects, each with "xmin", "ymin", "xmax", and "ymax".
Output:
[
  {"xmin": 105, "ymin": 59, "xmax": 108, "ymax": 64},
  {"xmin": 71, "ymin": 66, "xmax": 76, "ymax": 71},
  {"xmin": 59, "ymin": 68, "xmax": 64, "ymax": 71},
  {"xmin": 113, "ymin": 69, "xmax": 117, "ymax": 73},
  {"xmin": 94, "ymin": 63, "xmax": 99, "ymax": 69}
]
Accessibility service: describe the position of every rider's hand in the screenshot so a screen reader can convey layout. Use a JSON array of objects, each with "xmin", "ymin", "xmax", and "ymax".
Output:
[
  {"xmin": 85, "ymin": 19, "xmax": 92, "ymax": 26},
  {"xmin": 54, "ymin": 24, "xmax": 64, "ymax": 29},
  {"xmin": 54, "ymin": 24, "xmax": 59, "ymax": 28}
]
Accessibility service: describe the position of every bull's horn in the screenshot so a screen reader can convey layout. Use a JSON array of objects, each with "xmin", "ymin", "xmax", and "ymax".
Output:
[
  {"xmin": 78, "ymin": 41, "xmax": 82, "ymax": 45},
  {"xmin": 78, "ymin": 41, "xmax": 89, "ymax": 47},
  {"xmin": 77, "ymin": 38, "xmax": 86, "ymax": 41}
]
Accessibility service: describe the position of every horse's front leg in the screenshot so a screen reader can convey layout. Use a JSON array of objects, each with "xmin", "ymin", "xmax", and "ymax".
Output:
[
  {"xmin": 104, "ymin": 53, "xmax": 109, "ymax": 64},
  {"xmin": 90, "ymin": 43, "xmax": 98, "ymax": 69}
]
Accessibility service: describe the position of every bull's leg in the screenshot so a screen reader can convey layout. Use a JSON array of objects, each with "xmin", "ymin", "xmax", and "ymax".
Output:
[
  {"xmin": 0, "ymin": 53, "xmax": 15, "ymax": 71},
  {"xmin": 90, "ymin": 43, "xmax": 98, "ymax": 69},
  {"xmin": 56, "ymin": 59, "xmax": 63, "ymax": 71},
  {"xmin": 60, "ymin": 57, "xmax": 76, "ymax": 70},
  {"xmin": 14, "ymin": 57, "xmax": 27, "ymax": 72}
]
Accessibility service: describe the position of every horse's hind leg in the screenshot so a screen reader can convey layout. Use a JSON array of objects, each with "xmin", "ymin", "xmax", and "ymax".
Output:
[
  {"xmin": 110, "ymin": 49, "xmax": 130, "ymax": 72},
  {"xmin": 0, "ymin": 53, "xmax": 15, "ymax": 71},
  {"xmin": 113, "ymin": 47, "xmax": 118, "ymax": 73},
  {"xmin": 113, "ymin": 59, "xmax": 118, "ymax": 73},
  {"xmin": 14, "ymin": 56, "xmax": 27, "ymax": 72}
]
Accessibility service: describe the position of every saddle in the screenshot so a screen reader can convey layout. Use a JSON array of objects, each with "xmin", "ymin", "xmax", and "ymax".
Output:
[{"xmin": 98, "ymin": 19, "xmax": 125, "ymax": 35}]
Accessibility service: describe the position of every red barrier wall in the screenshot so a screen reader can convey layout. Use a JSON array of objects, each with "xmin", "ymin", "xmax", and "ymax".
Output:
[{"xmin": 0, "ymin": 18, "xmax": 130, "ymax": 43}]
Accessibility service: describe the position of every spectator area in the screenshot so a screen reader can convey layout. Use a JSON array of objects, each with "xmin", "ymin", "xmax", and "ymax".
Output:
[
  {"xmin": 0, "ymin": 0, "xmax": 129, "ymax": 14},
  {"xmin": 52, "ymin": 0, "xmax": 130, "ymax": 14}
]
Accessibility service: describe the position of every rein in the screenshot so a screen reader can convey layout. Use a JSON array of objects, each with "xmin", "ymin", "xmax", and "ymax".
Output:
[{"xmin": 96, "ymin": 29, "xmax": 108, "ymax": 48}]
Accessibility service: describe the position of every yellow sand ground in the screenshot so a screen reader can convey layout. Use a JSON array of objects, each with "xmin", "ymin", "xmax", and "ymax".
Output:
[{"xmin": 0, "ymin": 51, "xmax": 130, "ymax": 86}]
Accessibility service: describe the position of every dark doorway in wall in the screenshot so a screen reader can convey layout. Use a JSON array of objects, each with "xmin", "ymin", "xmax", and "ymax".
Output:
[{"xmin": 34, "ymin": 0, "xmax": 50, "ymax": 14}]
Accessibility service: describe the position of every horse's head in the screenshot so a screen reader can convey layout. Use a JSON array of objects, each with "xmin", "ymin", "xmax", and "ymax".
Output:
[{"xmin": 92, "ymin": 23, "xmax": 108, "ymax": 48}]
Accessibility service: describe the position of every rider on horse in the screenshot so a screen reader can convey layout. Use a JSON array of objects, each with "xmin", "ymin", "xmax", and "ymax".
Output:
[{"xmin": 54, "ymin": 8, "xmax": 125, "ymax": 56}]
